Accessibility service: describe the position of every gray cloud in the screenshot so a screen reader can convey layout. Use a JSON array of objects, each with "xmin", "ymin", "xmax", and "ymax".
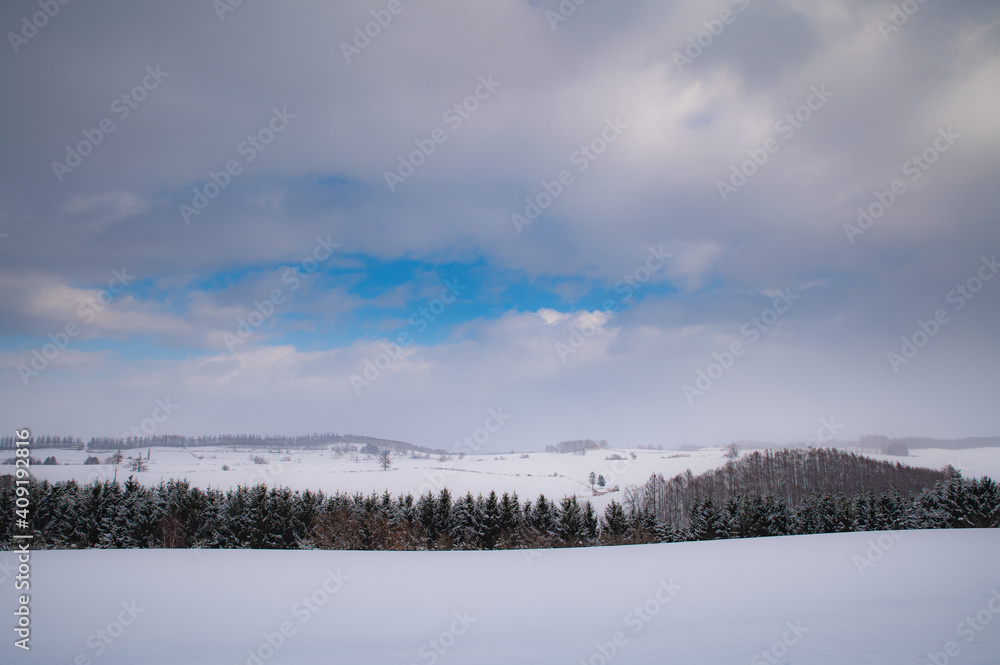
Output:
[{"xmin": 1, "ymin": 0, "xmax": 999, "ymax": 447}]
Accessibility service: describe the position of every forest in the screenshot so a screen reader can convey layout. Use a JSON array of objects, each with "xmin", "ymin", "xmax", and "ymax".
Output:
[
  {"xmin": 624, "ymin": 447, "xmax": 948, "ymax": 528},
  {"xmin": 1, "ymin": 449, "xmax": 997, "ymax": 551}
]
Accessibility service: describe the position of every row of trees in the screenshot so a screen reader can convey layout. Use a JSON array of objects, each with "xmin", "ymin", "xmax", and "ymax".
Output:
[
  {"xmin": 80, "ymin": 432, "xmax": 440, "ymax": 453},
  {"xmin": 1, "ymin": 472, "xmax": 996, "ymax": 551},
  {"xmin": 0, "ymin": 435, "xmax": 84, "ymax": 451}
]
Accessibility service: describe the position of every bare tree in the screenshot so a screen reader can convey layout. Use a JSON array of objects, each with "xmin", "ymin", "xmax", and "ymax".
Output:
[
  {"xmin": 380, "ymin": 450, "xmax": 392, "ymax": 471},
  {"xmin": 127, "ymin": 451, "xmax": 149, "ymax": 473}
]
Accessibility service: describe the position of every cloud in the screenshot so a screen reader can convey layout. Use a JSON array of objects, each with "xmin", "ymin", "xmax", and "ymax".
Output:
[{"xmin": 1, "ymin": 0, "xmax": 999, "ymax": 447}]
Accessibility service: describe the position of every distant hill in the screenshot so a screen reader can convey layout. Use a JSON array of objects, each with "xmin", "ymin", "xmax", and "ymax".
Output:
[
  {"xmin": 684, "ymin": 436, "xmax": 1000, "ymax": 458},
  {"xmin": 894, "ymin": 436, "xmax": 1000, "ymax": 450},
  {"xmin": 0, "ymin": 432, "xmax": 447, "ymax": 455},
  {"xmin": 545, "ymin": 439, "xmax": 609, "ymax": 454},
  {"xmin": 859, "ymin": 435, "xmax": 1000, "ymax": 456}
]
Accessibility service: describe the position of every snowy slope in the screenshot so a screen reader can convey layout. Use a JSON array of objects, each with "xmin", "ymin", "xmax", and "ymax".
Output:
[
  {"xmin": 2, "ymin": 529, "xmax": 998, "ymax": 664},
  {"xmin": 23, "ymin": 446, "xmax": 1000, "ymax": 515},
  {"xmin": 23, "ymin": 447, "xmax": 737, "ymax": 513}
]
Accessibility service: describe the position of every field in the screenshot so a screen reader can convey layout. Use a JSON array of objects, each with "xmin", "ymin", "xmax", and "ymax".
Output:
[
  {"xmin": 2, "ymin": 529, "xmax": 999, "ymax": 664},
  {"xmin": 8, "ymin": 444, "xmax": 999, "ymax": 663},
  {"xmin": 21, "ymin": 444, "xmax": 1000, "ymax": 515}
]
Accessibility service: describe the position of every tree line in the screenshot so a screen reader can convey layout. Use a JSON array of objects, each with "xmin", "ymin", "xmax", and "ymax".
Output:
[
  {"xmin": 0, "ymin": 432, "xmax": 439, "ymax": 453},
  {"xmin": 1, "ymin": 470, "xmax": 996, "ymax": 551}
]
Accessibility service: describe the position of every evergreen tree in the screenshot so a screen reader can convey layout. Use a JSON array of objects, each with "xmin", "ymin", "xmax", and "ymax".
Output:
[
  {"xmin": 628, "ymin": 505, "xmax": 660, "ymax": 544},
  {"xmin": 449, "ymin": 492, "xmax": 480, "ymax": 549},
  {"xmin": 792, "ymin": 492, "xmax": 853, "ymax": 535},
  {"xmin": 480, "ymin": 491, "xmax": 501, "ymax": 549},
  {"xmin": 557, "ymin": 497, "xmax": 585, "ymax": 546},
  {"xmin": 416, "ymin": 492, "xmax": 438, "ymax": 545},
  {"xmin": 498, "ymin": 492, "xmax": 523, "ymax": 546},
  {"xmin": 435, "ymin": 489, "xmax": 453, "ymax": 547},
  {"xmin": 581, "ymin": 500, "xmax": 598, "ymax": 543},
  {"xmin": 600, "ymin": 500, "xmax": 629, "ymax": 544},
  {"xmin": 688, "ymin": 498, "xmax": 728, "ymax": 541},
  {"xmin": 725, "ymin": 492, "xmax": 789, "ymax": 539},
  {"xmin": 916, "ymin": 474, "xmax": 1000, "ymax": 529},
  {"xmin": 527, "ymin": 494, "xmax": 558, "ymax": 546}
]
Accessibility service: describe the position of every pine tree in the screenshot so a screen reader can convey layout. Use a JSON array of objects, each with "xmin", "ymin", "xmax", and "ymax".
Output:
[
  {"xmin": 557, "ymin": 496, "xmax": 585, "ymax": 546},
  {"xmin": 918, "ymin": 474, "xmax": 1000, "ymax": 529},
  {"xmin": 600, "ymin": 500, "xmax": 629, "ymax": 544},
  {"xmin": 527, "ymin": 494, "xmax": 558, "ymax": 547},
  {"xmin": 416, "ymin": 492, "xmax": 438, "ymax": 545},
  {"xmin": 435, "ymin": 489, "xmax": 453, "ymax": 547},
  {"xmin": 725, "ymin": 492, "xmax": 788, "ymax": 538},
  {"xmin": 581, "ymin": 501, "xmax": 598, "ymax": 543},
  {"xmin": 480, "ymin": 491, "xmax": 501, "ymax": 549},
  {"xmin": 628, "ymin": 505, "xmax": 659, "ymax": 544},
  {"xmin": 498, "ymin": 492, "xmax": 523, "ymax": 546},
  {"xmin": 688, "ymin": 498, "xmax": 728, "ymax": 541},
  {"xmin": 449, "ymin": 492, "xmax": 480, "ymax": 549}
]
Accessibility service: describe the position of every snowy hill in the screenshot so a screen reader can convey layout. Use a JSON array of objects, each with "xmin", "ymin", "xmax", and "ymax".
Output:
[
  {"xmin": 18, "ymin": 445, "xmax": 1000, "ymax": 517},
  {"xmin": 2, "ymin": 529, "xmax": 998, "ymax": 664}
]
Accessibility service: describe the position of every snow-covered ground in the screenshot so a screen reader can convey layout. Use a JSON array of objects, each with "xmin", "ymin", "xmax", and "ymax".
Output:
[
  {"xmin": 21, "ymin": 447, "xmax": 737, "ymax": 513},
  {"xmin": 2, "ymin": 529, "xmax": 998, "ymax": 664},
  {"xmin": 18, "ymin": 445, "xmax": 1000, "ymax": 515}
]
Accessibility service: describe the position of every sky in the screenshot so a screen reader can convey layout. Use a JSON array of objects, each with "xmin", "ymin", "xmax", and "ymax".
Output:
[{"xmin": 0, "ymin": 0, "xmax": 998, "ymax": 452}]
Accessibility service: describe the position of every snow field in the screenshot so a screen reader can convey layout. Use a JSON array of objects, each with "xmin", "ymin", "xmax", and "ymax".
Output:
[
  {"xmin": 1, "ymin": 529, "xmax": 998, "ymax": 664},
  {"xmin": 23, "ymin": 446, "xmax": 1000, "ymax": 514}
]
